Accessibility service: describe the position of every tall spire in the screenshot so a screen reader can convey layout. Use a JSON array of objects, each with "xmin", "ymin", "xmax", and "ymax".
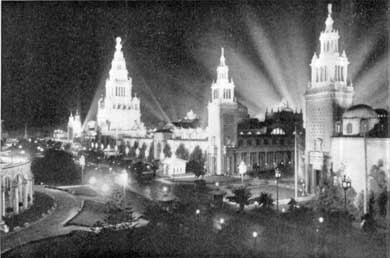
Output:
[{"xmin": 220, "ymin": 47, "xmax": 226, "ymax": 66}]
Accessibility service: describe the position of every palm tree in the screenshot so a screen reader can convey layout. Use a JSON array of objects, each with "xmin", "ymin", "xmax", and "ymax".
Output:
[
  {"xmin": 227, "ymin": 187, "xmax": 252, "ymax": 212},
  {"xmin": 252, "ymin": 192, "xmax": 274, "ymax": 209}
]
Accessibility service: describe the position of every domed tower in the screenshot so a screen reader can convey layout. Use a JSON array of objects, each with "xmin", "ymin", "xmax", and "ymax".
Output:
[{"xmin": 304, "ymin": 4, "xmax": 354, "ymax": 192}]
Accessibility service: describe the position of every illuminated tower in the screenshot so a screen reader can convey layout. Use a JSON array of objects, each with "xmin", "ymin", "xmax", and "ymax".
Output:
[
  {"xmin": 73, "ymin": 110, "xmax": 82, "ymax": 137},
  {"xmin": 67, "ymin": 110, "xmax": 82, "ymax": 140},
  {"xmin": 207, "ymin": 48, "xmax": 240, "ymax": 175},
  {"xmin": 97, "ymin": 37, "xmax": 145, "ymax": 136},
  {"xmin": 304, "ymin": 4, "xmax": 354, "ymax": 192}
]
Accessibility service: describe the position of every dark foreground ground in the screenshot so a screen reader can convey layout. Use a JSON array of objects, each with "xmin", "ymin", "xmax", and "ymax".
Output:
[{"xmin": 4, "ymin": 183, "xmax": 388, "ymax": 258}]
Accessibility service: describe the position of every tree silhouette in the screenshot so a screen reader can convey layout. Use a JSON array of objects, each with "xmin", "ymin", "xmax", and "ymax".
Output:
[
  {"xmin": 252, "ymin": 192, "xmax": 274, "ymax": 209},
  {"xmin": 227, "ymin": 187, "xmax": 252, "ymax": 212},
  {"xmin": 148, "ymin": 144, "xmax": 154, "ymax": 162},
  {"xmin": 163, "ymin": 143, "xmax": 172, "ymax": 158},
  {"xmin": 187, "ymin": 146, "xmax": 205, "ymax": 177},
  {"xmin": 175, "ymin": 144, "xmax": 189, "ymax": 160}
]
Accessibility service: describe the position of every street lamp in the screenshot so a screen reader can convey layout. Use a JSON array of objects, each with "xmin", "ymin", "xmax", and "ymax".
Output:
[
  {"xmin": 275, "ymin": 167, "xmax": 281, "ymax": 211},
  {"xmin": 215, "ymin": 182, "xmax": 219, "ymax": 188},
  {"xmin": 195, "ymin": 209, "xmax": 200, "ymax": 221},
  {"xmin": 238, "ymin": 160, "xmax": 247, "ymax": 185},
  {"xmin": 162, "ymin": 186, "xmax": 169, "ymax": 196},
  {"xmin": 219, "ymin": 217, "xmax": 225, "ymax": 230},
  {"xmin": 252, "ymin": 231, "xmax": 258, "ymax": 250},
  {"xmin": 341, "ymin": 175, "xmax": 352, "ymax": 210}
]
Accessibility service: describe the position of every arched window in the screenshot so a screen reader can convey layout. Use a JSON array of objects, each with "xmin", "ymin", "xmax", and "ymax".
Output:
[{"xmin": 346, "ymin": 123, "xmax": 352, "ymax": 134}]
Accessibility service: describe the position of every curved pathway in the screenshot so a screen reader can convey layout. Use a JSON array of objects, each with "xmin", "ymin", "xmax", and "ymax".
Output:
[{"xmin": 1, "ymin": 186, "xmax": 87, "ymax": 254}]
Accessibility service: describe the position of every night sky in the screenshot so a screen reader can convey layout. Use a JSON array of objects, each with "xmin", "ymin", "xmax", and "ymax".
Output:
[{"xmin": 1, "ymin": 0, "xmax": 388, "ymax": 131}]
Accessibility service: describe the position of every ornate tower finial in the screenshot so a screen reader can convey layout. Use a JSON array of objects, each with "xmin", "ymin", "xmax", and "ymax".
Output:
[
  {"xmin": 115, "ymin": 37, "xmax": 122, "ymax": 51},
  {"xmin": 220, "ymin": 47, "xmax": 225, "ymax": 66},
  {"xmin": 325, "ymin": 3, "xmax": 334, "ymax": 31}
]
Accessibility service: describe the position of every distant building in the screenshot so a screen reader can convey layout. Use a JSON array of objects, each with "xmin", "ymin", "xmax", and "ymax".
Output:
[
  {"xmin": 67, "ymin": 110, "xmax": 82, "ymax": 140},
  {"xmin": 229, "ymin": 105, "xmax": 304, "ymax": 174},
  {"xmin": 153, "ymin": 110, "xmax": 208, "ymax": 166},
  {"xmin": 53, "ymin": 129, "xmax": 68, "ymax": 141},
  {"xmin": 96, "ymin": 37, "xmax": 146, "ymax": 137},
  {"xmin": 161, "ymin": 155, "xmax": 188, "ymax": 176}
]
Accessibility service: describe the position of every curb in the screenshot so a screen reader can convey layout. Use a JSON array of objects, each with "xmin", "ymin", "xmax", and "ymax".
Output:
[{"xmin": 63, "ymin": 199, "xmax": 85, "ymax": 227}]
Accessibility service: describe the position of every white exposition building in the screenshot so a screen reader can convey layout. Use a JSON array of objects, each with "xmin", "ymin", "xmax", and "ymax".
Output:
[
  {"xmin": 304, "ymin": 3, "xmax": 389, "ymax": 201},
  {"xmin": 97, "ymin": 37, "xmax": 146, "ymax": 137}
]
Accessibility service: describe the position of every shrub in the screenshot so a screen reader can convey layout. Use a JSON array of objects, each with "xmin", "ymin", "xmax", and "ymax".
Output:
[
  {"xmin": 287, "ymin": 198, "xmax": 298, "ymax": 211},
  {"xmin": 31, "ymin": 149, "xmax": 81, "ymax": 185}
]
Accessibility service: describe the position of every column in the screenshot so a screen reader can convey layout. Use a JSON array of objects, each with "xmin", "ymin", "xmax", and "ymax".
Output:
[
  {"xmin": 0, "ymin": 176, "xmax": 3, "ymax": 222},
  {"xmin": 14, "ymin": 184, "xmax": 19, "ymax": 215},
  {"xmin": 23, "ymin": 180, "xmax": 28, "ymax": 209},
  {"xmin": 29, "ymin": 179, "xmax": 34, "ymax": 206}
]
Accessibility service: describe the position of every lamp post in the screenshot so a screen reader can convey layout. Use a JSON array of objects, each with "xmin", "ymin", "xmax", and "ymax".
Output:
[
  {"xmin": 80, "ymin": 155, "xmax": 86, "ymax": 184},
  {"xmin": 195, "ymin": 209, "xmax": 200, "ymax": 221},
  {"xmin": 293, "ymin": 125, "xmax": 299, "ymax": 199},
  {"xmin": 219, "ymin": 218, "xmax": 225, "ymax": 228},
  {"xmin": 252, "ymin": 231, "xmax": 258, "ymax": 251},
  {"xmin": 363, "ymin": 120, "xmax": 368, "ymax": 214},
  {"xmin": 341, "ymin": 175, "xmax": 351, "ymax": 210},
  {"xmin": 238, "ymin": 160, "xmax": 247, "ymax": 185},
  {"xmin": 162, "ymin": 186, "xmax": 168, "ymax": 196},
  {"xmin": 275, "ymin": 167, "xmax": 281, "ymax": 211}
]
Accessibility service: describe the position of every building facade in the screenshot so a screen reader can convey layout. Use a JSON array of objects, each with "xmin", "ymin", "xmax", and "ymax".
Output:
[
  {"xmin": 97, "ymin": 37, "xmax": 146, "ymax": 137},
  {"xmin": 304, "ymin": 4, "xmax": 354, "ymax": 193},
  {"xmin": 228, "ymin": 106, "xmax": 304, "ymax": 175},
  {"xmin": 331, "ymin": 105, "xmax": 389, "ymax": 196}
]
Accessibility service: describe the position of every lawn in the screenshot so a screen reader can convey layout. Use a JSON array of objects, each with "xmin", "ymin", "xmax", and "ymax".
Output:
[{"xmin": 66, "ymin": 200, "xmax": 106, "ymax": 227}]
